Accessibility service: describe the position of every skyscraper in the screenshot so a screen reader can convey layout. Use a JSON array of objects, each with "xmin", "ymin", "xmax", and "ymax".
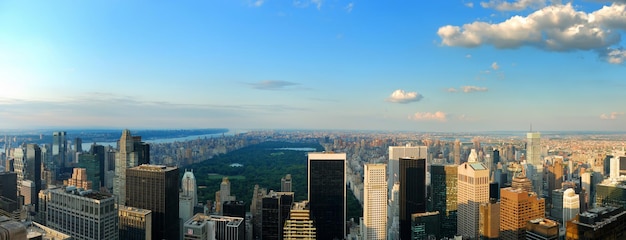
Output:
[
  {"xmin": 457, "ymin": 161, "xmax": 489, "ymax": 239},
  {"xmin": 500, "ymin": 187, "xmax": 545, "ymax": 240},
  {"xmin": 119, "ymin": 206, "xmax": 152, "ymax": 240},
  {"xmin": 283, "ymin": 201, "xmax": 316, "ymax": 240},
  {"xmin": 281, "ymin": 174, "xmax": 292, "ymax": 192},
  {"xmin": 399, "ymin": 157, "xmax": 426, "ymax": 240},
  {"xmin": 479, "ymin": 199, "xmax": 500, "ymax": 240},
  {"xmin": 113, "ymin": 129, "xmax": 150, "ymax": 206},
  {"xmin": 363, "ymin": 163, "xmax": 387, "ymax": 240},
  {"xmin": 307, "ymin": 152, "xmax": 346, "ymax": 240},
  {"xmin": 526, "ymin": 132, "xmax": 543, "ymax": 197},
  {"xmin": 52, "ymin": 131, "xmax": 67, "ymax": 169},
  {"xmin": 261, "ymin": 191, "xmax": 294, "ymax": 240},
  {"xmin": 126, "ymin": 164, "xmax": 179, "ymax": 240},
  {"xmin": 14, "ymin": 144, "xmax": 42, "ymax": 210},
  {"xmin": 388, "ymin": 144, "xmax": 428, "ymax": 194},
  {"xmin": 40, "ymin": 186, "xmax": 118, "ymax": 240},
  {"xmin": 431, "ymin": 164, "xmax": 458, "ymax": 238},
  {"xmin": 180, "ymin": 170, "xmax": 198, "ymax": 223}
]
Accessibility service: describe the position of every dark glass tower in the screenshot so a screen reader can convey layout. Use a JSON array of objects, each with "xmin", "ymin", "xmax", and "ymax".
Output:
[
  {"xmin": 126, "ymin": 165, "xmax": 179, "ymax": 240},
  {"xmin": 25, "ymin": 144, "xmax": 42, "ymax": 210},
  {"xmin": 52, "ymin": 131, "xmax": 67, "ymax": 168},
  {"xmin": 399, "ymin": 157, "xmax": 426, "ymax": 240},
  {"xmin": 261, "ymin": 192, "xmax": 293, "ymax": 240},
  {"xmin": 431, "ymin": 164, "xmax": 458, "ymax": 238},
  {"xmin": 308, "ymin": 153, "xmax": 346, "ymax": 240}
]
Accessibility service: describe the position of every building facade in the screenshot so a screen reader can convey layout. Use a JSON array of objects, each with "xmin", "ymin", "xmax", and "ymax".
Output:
[
  {"xmin": 399, "ymin": 157, "xmax": 426, "ymax": 240},
  {"xmin": 126, "ymin": 164, "xmax": 179, "ymax": 240},
  {"xmin": 363, "ymin": 163, "xmax": 387, "ymax": 240},
  {"xmin": 457, "ymin": 161, "xmax": 490, "ymax": 239},
  {"xmin": 307, "ymin": 152, "xmax": 345, "ymax": 240},
  {"xmin": 500, "ymin": 187, "xmax": 545, "ymax": 240},
  {"xmin": 113, "ymin": 129, "xmax": 149, "ymax": 206},
  {"xmin": 118, "ymin": 205, "xmax": 152, "ymax": 240},
  {"xmin": 431, "ymin": 164, "xmax": 458, "ymax": 238},
  {"xmin": 39, "ymin": 186, "xmax": 118, "ymax": 240}
]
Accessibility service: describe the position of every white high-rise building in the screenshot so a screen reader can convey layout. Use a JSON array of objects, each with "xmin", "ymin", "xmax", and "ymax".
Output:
[
  {"xmin": 526, "ymin": 132, "xmax": 543, "ymax": 197},
  {"xmin": 182, "ymin": 170, "xmax": 198, "ymax": 206},
  {"xmin": 363, "ymin": 163, "xmax": 387, "ymax": 240},
  {"xmin": 457, "ymin": 162, "xmax": 489, "ymax": 239},
  {"xmin": 563, "ymin": 188, "xmax": 579, "ymax": 223}
]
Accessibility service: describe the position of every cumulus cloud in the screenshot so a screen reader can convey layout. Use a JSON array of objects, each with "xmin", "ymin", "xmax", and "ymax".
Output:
[
  {"xmin": 447, "ymin": 87, "xmax": 459, "ymax": 92},
  {"xmin": 345, "ymin": 2, "xmax": 354, "ymax": 12},
  {"xmin": 599, "ymin": 47, "xmax": 626, "ymax": 64},
  {"xmin": 480, "ymin": 0, "xmax": 547, "ymax": 11},
  {"xmin": 248, "ymin": 80, "xmax": 300, "ymax": 90},
  {"xmin": 462, "ymin": 86, "xmax": 489, "ymax": 93},
  {"xmin": 437, "ymin": 3, "xmax": 626, "ymax": 63},
  {"xmin": 409, "ymin": 111, "xmax": 447, "ymax": 121},
  {"xmin": 491, "ymin": 62, "xmax": 500, "ymax": 70},
  {"xmin": 600, "ymin": 112, "xmax": 624, "ymax": 120},
  {"xmin": 385, "ymin": 89, "xmax": 424, "ymax": 103},
  {"xmin": 466, "ymin": 2, "xmax": 475, "ymax": 8}
]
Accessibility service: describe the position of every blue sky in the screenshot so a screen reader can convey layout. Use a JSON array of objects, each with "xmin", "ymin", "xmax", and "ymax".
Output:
[{"xmin": 1, "ymin": 0, "xmax": 625, "ymax": 131}]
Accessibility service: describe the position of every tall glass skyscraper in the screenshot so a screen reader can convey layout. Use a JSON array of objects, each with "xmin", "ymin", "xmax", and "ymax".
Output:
[
  {"xmin": 431, "ymin": 164, "xmax": 458, "ymax": 238},
  {"xmin": 126, "ymin": 164, "xmax": 179, "ymax": 240},
  {"xmin": 399, "ymin": 157, "xmax": 426, "ymax": 240},
  {"xmin": 307, "ymin": 152, "xmax": 345, "ymax": 240}
]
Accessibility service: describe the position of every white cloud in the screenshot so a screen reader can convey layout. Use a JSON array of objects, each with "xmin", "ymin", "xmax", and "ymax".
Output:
[
  {"xmin": 293, "ymin": 0, "xmax": 322, "ymax": 10},
  {"xmin": 253, "ymin": 0, "xmax": 264, "ymax": 7},
  {"xmin": 480, "ymin": 0, "xmax": 546, "ymax": 11},
  {"xmin": 345, "ymin": 2, "xmax": 354, "ymax": 13},
  {"xmin": 462, "ymin": 86, "xmax": 489, "ymax": 93},
  {"xmin": 437, "ymin": 3, "xmax": 626, "ymax": 63},
  {"xmin": 466, "ymin": 2, "xmax": 475, "ymax": 8},
  {"xmin": 385, "ymin": 89, "xmax": 424, "ymax": 103},
  {"xmin": 491, "ymin": 62, "xmax": 500, "ymax": 70},
  {"xmin": 466, "ymin": 54, "xmax": 472, "ymax": 58},
  {"xmin": 603, "ymin": 47, "xmax": 626, "ymax": 64},
  {"xmin": 600, "ymin": 112, "xmax": 624, "ymax": 120},
  {"xmin": 447, "ymin": 87, "xmax": 459, "ymax": 92},
  {"xmin": 409, "ymin": 111, "xmax": 447, "ymax": 122}
]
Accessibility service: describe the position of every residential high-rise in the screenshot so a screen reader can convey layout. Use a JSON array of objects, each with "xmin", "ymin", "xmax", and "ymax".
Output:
[
  {"xmin": 281, "ymin": 174, "xmax": 292, "ymax": 192},
  {"xmin": 52, "ymin": 131, "xmax": 67, "ymax": 169},
  {"xmin": 283, "ymin": 201, "xmax": 316, "ymax": 240},
  {"xmin": 479, "ymin": 199, "xmax": 500, "ymax": 240},
  {"xmin": 454, "ymin": 139, "xmax": 461, "ymax": 165},
  {"xmin": 126, "ymin": 164, "xmax": 179, "ymax": 240},
  {"xmin": 457, "ymin": 161, "xmax": 489, "ymax": 239},
  {"xmin": 113, "ymin": 129, "xmax": 150, "ymax": 206},
  {"xmin": 399, "ymin": 157, "xmax": 426, "ymax": 240},
  {"xmin": 261, "ymin": 191, "xmax": 294, "ymax": 240},
  {"xmin": 500, "ymin": 187, "xmax": 545, "ymax": 240},
  {"xmin": 39, "ymin": 186, "xmax": 118, "ymax": 240},
  {"xmin": 307, "ymin": 152, "xmax": 345, "ymax": 240},
  {"xmin": 363, "ymin": 163, "xmax": 387, "ymax": 240},
  {"xmin": 431, "ymin": 164, "xmax": 458, "ymax": 238},
  {"xmin": 118, "ymin": 206, "xmax": 152, "ymax": 240}
]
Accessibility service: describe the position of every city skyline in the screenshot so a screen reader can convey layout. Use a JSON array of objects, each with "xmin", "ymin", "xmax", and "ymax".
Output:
[{"xmin": 2, "ymin": 0, "xmax": 626, "ymax": 131}]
